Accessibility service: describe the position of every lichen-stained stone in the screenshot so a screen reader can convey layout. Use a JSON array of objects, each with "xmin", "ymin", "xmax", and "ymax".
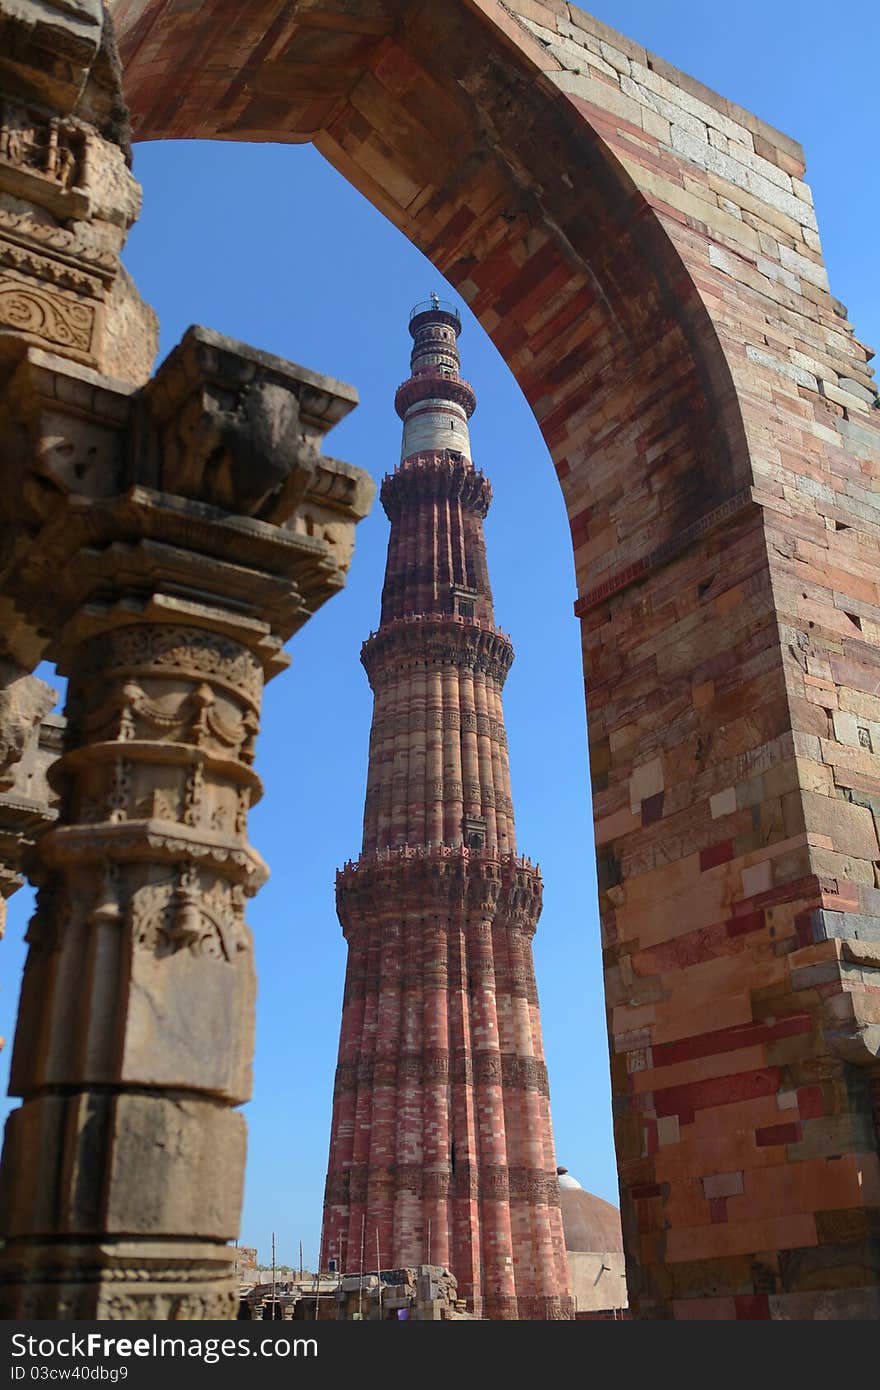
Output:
[{"xmin": 109, "ymin": 0, "xmax": 880, "ymax": 1320}]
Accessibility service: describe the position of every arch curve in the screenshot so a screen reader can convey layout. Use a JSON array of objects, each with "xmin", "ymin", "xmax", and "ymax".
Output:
[{"xmin": 111, "ymin": 0, "xmax": 752, "ymax": 614}]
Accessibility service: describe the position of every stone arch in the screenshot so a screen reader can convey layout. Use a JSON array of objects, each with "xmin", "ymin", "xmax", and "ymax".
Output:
[
  {"xmin": 110, "ymin": 0, "xmax": 880, "ymax": 1324},
  {"xmin": 1, "ymin": 0, "xmax": 875, "ymax": 1321},
  {"xmin": 114, "ymin": 0, "xmax": 754, "ymax": 608}
]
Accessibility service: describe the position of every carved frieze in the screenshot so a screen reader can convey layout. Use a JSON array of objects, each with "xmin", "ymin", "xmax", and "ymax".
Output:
[
  {"xmin": 361, "ymin": 613, "xmax": 514, "ymax": 689},
  {"xmin": 0, "ymin": 101, "xmax": 89, "ymax": 211},
  {"xmin": 0, "ymin": 272, "xmax": 95, "ymax": 354},
  {"xmin": 79, "ymin": 627, "xmax": 264, "ymax": 712}
]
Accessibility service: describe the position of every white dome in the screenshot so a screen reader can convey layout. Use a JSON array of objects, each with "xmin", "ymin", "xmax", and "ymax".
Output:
[{"xmin": 557, "ymin": 1170, "xmax": 583, "ymax": 1191}]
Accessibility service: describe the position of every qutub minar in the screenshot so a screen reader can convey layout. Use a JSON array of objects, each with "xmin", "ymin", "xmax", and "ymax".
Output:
[{"xmin": 320, "ymin": 296, "xmax": 573, "ymax": 1320}]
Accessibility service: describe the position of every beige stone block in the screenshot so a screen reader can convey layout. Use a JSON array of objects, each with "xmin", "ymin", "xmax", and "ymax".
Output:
[
  {"xmin": 549, "ymin": 70, "xmax": 643, "ymax": 127},
  {"xmin": 620, "ymin": 73, "xmax": 709, "ymax": 142},
  {"xmin": 741, "ymin": 860, "xmax": 772, "ymax": 897},
  {"xmin": 628, "ymin": 60, "xmax": 749, "ymax": 146},
  {"xmin": 657, "ymin": 1115, "xmax": 681, "ymax": 1147},
  {"xmin": 629, "ymin": 755, "xmax": 663, "ymax": 810},
  {"xmin": 745, "ymin": 346, "xmax": 818, "ymax": 392},
  {"xmin": 778, "ymin": 242, "xmax": 829, "ymax": 291},
  {"xmin": 651, "ymin": 993, "xmax": 753, "ymax": 1047},
  {"xmin": 831, "ymin": 709, "xmax": 879, "ymax": 751},
  {"xmin": 0, "ymin": 1091, "xmax": 245, "ymax": 1243},
  {"xmin": 104, "ymin": 1097, "xmax": 246, "ymax": 1238},
  {"xmin": 641, "ymin": 107, "xmax": 671, "ymax": 143},
  {"xmin": 599, "ymin": 39, "xmax": 632, "ymax": 74},
  {"xmin": 710, "ymin": 786, "xmax": 737, "ymax": 819},
  {"xmin": 820, "ymin": 380, "xmax": 871, "ymax": 414},
  {"xmin": 121, "ymin": 924, "xmax": 256, "ymax": 1104},
  {"xmin": 620, "ymin": 158, "xmax": 761, "ymax": 252},
  {"xmin": 668, "ymin": 125, "xmax": 817, "ymax": 229},
  {"xmin": 564, "ymin": 6, "xmax": 648, "ymax": 64}
]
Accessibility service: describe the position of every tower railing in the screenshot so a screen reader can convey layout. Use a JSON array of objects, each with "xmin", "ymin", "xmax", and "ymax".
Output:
[{"xmin": 409, "ymin": 296, "xmax": 461, "ymax": 328}]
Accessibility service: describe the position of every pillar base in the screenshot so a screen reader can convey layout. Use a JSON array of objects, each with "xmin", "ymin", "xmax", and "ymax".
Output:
[{"xmin": 0, "ymin": 1240, "xmax": 237, "ymax": 1319}]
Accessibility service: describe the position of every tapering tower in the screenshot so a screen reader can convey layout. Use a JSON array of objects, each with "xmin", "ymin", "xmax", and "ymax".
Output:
[{"xmin": 321, "ymin": 297, "xmax": 572, "ymax": 1320}]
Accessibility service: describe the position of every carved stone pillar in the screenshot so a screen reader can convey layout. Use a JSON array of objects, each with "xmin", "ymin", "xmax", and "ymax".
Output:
[
  {"xmin": 0, "ymin": 668, "xmax": 61, "ymax": 969},
  {"xmin": 0, "ymin": 0, "xmax": 158, "ymax": 977},
  {"xmin": 0, "ymin": 330, "xmax": 373, "ymax": 1317},
  {"xmin": 0, "ymin": 0, "xmax": 374, "ymax": 1318}
]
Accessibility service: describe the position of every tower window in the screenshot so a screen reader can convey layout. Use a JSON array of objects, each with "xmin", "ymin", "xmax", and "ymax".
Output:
[
  {"xmin": 463, "ymin": 815, "xmax": 487, "ymax": 850},
  {"xmin": 452, "ymin": 585, "xmax": 478, "ymax": 620}
]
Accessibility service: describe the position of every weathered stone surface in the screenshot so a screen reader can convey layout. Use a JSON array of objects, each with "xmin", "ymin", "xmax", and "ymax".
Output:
[
  {"xmin": 0, "ymin": 5, "xmax": 374, "ymax": 1296},
  {"xmin": 0, "ymin": 665, "xmax": 55, "ymax": 793},
  {"xmin": 0, "ymin": 0, "xmax": 865, "ymax": 1320},
  {"xmin": 0, "ymin": 326, "xmax": 372, "ymax": 1311}
]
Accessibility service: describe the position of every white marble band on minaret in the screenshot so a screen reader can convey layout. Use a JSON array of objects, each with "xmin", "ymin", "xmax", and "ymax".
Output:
[
  {"xmin": 394, "ymin": 293, "xmax": 477, "ymax": 465},
  {"xmin": 400, "ymin": 396, "xmax": 471, "ymax": 461}
]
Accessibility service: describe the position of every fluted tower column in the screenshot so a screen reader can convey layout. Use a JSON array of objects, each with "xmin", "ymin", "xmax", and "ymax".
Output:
[{"xmin": 322, "ymin": 297, "xmax": 571, "ymax": 1320}]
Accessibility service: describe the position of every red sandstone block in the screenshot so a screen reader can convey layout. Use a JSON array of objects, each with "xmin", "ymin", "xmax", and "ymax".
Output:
[
  {"xmin": 654, "ymin": 1067, "xmax": 781, "ymax": 1119},
  {"xmin": 641, "ymin": 791, "xmax": 665, "ymax": 825},
  {"xmin": 735, "ymin": 1295, "xmax": 770, "ymax": 1320},
  {"xmin": 726, "ymin": 910, "xmax": 766, "ymax": 938},
  {"xmin": 700, "ymin": 840, "xmax": 734, "ymax": 871},
  {"xmin": 755, "ymin": 1122, "xmax": 802, "ymax": 1147},
  {"xmin": 652, "ymin": 1014, "xmax": 811, "ymax": 1069},
  {"xmin": 709, "ymin": 1198, "xmax": 728, "ymax": 1224},
  {"xmin": 630, "ymin": 1183, "xmax": 663, "ymax": 1200},
  {"xmin": 797, "ymin": 1086, "xmax": 825, "ymax": 1119},
  {"xmin": 665, "ymin": 1212, "xmax": 818, "ymax": 1264}
]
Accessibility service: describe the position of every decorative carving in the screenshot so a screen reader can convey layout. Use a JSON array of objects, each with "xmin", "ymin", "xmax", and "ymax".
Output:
[
  {"xmin": 172, "ymin": 380, "xmax": 318, "ymax": 518},
  {"xmin": 183, "ymin": 758, "xmax": 204, "ymax": 827},
  {"xmin": 0, "ymin": 102, "xmax": 85, "ymax": 189},
  {"xmin": 0, "ymin": 666, "xmax": 56, "ymax": 792},
  {"xmin": 362, "ymin": 614, "xmax": 514, "ymax": 688},
  {"xmin": 79, "ymin": 627, "xmax": 264, "ymax": 711},
  {"xmin": 24, "ymin": 876, "xmax": 66, "ymax": 952},
  {"xmin": 0, "ymin": 163, "xmax": 371, "ymax": 1317},
  {"xmin": 88, "ymin": 860, "xmax": 121, "ymax": 927},
  {"xmin": 129, "ymin": 870, "xmax": 246, "ymax": 961},
  {"xmin": 0, "ymin": 276, "xmax": 94, "ymax": 352},
  {"xmin": 106, "ymin": 755, "xmax": 132, "ymax": 823},
  {"xmin": 0, "ymin": 208, "xmax": 116, "ymax": 275}
]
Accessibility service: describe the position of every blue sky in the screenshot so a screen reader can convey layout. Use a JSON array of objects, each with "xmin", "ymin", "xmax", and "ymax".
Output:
[{"xmin": 1, "ymin": 2, "xmax": 877, "ymax": 1271}]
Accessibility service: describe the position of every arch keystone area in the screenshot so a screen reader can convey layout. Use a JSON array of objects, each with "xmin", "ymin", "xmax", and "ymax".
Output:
[{"xmin": 0, "ymin": 0, "xmax": 876, "ymax": 1319}]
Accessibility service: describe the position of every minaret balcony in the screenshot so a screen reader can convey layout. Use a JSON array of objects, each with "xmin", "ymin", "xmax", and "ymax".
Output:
[
  {"xmin": 335, "ymin": 843, "xmax": 543, "ymax": 935},
  {"xmin": 380, "ymin": 453, "xmax": 491, "ymax": 516},
  {"xmin": 361, "ymin": 612, "xmax": 514, "ymax": 686},
  {"xmin": 394, "ymin": 372, "xmax": 476, "ymax": 419}
]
